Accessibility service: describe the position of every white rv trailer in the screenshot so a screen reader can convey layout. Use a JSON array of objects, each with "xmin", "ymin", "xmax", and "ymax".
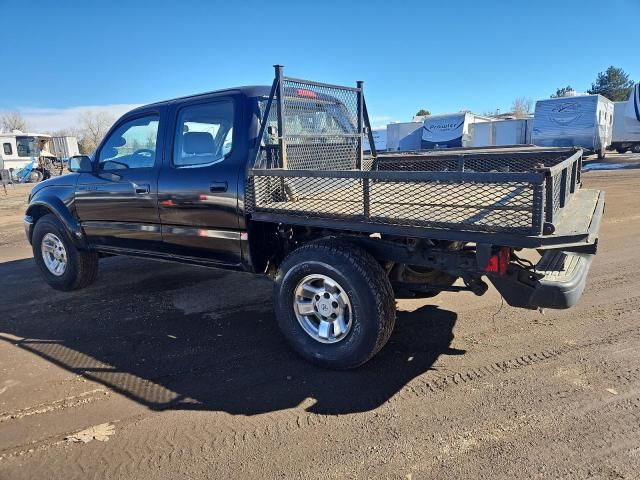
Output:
[
  {"xmin": 421, "ymin": 112, "xmax": 491, "ymax": 149},
  {"xmin": 386, "ymin": 122, "xmax": 423, "ymax": 151},
  {"xmin": 363, "ymin": 128, "xmax": 387, "ymax": 152},
  {"xmin": 50, "ymin": 135, "xmax": 80, "ymax": 159},
  {"xmin": 470, "ymin": 119, "xmax": 533, "ymax": 147},
  {"xmin": 610, "ymin": 84, "xmax": 640, "ymax": 153},
  {"xmin": 0, "ymin": 132, "xmax": 78, "ymax": 182},
  {"xmin": 532, "ymin": 94, "xmax": 614, "ymax": 158}
]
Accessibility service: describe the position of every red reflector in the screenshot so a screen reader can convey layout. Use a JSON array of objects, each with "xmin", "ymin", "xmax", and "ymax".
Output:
[
  {"xmin": 296, "ymin": 88, "xmax": 317, "ymax": 98},
  {"xmin": 485, "ymin": 247, "xmax": 510, "ymax": 274}
]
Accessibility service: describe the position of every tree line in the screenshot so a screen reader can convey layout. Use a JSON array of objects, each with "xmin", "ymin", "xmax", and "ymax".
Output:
[
  {"xmin": 0, "ymin": 110, "xmax": 114, "ymax": 155},
  {"xmin": 416, "ymin": 65, "xmax": 635, "ymax": 119}
]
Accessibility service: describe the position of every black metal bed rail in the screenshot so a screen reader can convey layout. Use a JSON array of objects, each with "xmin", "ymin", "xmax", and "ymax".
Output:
[
  {"xmin": 247, "ymin": 167, "xmax": 547, "ymax": 235},
  {"xmin": 541, "ymin": 149, "xmax": 583, "ymax": 234},
  {"xmin": 249, "ymin": 67, "xmax": 584, "ymax": 240}
]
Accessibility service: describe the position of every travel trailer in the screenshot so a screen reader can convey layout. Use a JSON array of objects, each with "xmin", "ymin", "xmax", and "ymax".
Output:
[
  {"xmin": 531, "ymin": 95, "xmax": 614, "ymax": 158},
  {"xmin": 611, "ymin": 84, "xmax": 640, "ymax": 154},
  {"xmin": 363, "ymin": 127, "xmax": 387, "ymax": 152},
  {"xmin": 0, "ymin": 132, "xmax": 79, "ymax": 182},
  {"xmin": 421, "ymin": 112, "xmax": 491, "ymax": 149},
  {"xmin": 470, "ymin": 118, "xmax": 533, "ymax": 147}
]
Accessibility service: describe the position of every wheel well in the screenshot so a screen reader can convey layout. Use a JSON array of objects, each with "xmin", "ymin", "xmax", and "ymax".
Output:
[
  {"xmin": 26, "ymin": 205, "xmax": 54, "ymax": 242},
  {"xmin": 28, "ymin": 205, "xmax": 54, "ymax": 224}
]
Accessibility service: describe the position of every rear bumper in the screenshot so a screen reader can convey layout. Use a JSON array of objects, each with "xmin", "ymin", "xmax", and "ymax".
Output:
[{"xmin": 488, "ymin": 250, "xmax": 594, "ymax": 310}]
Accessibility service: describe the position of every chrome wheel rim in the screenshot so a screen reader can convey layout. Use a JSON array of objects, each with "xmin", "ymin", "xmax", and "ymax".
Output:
[
  {"xmin": 293, "ymin": 274, "xmax": 352, "ymax": 344},
  {"xmin": 41, "ymin": 233, "xmax": 67, "ymax": 276}
]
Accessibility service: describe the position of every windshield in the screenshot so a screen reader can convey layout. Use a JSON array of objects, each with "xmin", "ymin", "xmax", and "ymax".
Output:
[{"xmin": 16, "ymin": 136, "xmax": 39, "ymax": 157}]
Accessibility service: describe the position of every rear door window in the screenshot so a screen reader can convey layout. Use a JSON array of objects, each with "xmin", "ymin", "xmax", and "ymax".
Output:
[{"xmin": 173, "ymin": 100, "xmax": 234, "ymax": 168}]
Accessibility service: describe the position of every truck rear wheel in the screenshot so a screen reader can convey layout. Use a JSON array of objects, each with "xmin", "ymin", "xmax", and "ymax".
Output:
[
  {"xmin": 273, "ymin": 238, "xmax": 396, "ymax": 369},
  {"xmin": 32, "ymin": 214, "xmax": 99, "ymax": 291},
  {"xmin": 633, "ymin": 144, "xmax": 640, "ymax": 154}
]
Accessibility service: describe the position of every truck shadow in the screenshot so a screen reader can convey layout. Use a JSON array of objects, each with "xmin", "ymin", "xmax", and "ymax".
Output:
[{"xmin": 0, "ymin": 256, "xmax": 462, "ymax": 416}]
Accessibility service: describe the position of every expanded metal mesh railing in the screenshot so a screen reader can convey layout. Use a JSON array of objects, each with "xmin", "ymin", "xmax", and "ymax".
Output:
[
  {"xmin": 256, "ymin": 66, "xmax": 364, "ymax": 171},
  {"xmin": 249, "ymin": 67, "xmax": 583, "ymax": 238},
  {"xmin": 247, "ymin": 171, "xmax": 540, "ymax": 234}
]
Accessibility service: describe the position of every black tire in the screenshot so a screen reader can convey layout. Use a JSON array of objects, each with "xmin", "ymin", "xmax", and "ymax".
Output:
[
  {"xmin": 32, "ymin": 214, "xmax": 98, "ymax": 291},
  {"xmin": 28, "ymin": 169, "xmax": 43, "ymax": 183},
  {"xmin": 273, "ymin": 238, "xmax": 396, "ymax": 369},
  {"xmin": 632, "ymin": 144, "xmax": 640, "ymax": 154}
]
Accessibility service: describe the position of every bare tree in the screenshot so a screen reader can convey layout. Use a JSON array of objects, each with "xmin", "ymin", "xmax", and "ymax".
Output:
[
  {"xmin": 77, "ymin": 111, "xmax": 114, "ymax": 154},
  {"xmin": 511, "ymin": 97, "xmax": 533, "ymax": 118},
  {"xmin": 1, "ymin": 111, "xmax": 29, "ymax": 133}
]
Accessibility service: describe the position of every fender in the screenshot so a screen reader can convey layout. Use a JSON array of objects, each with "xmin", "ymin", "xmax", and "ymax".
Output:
[{"xmin": 26, "ymin": 189, "xmax": 88, "ymax": 249}]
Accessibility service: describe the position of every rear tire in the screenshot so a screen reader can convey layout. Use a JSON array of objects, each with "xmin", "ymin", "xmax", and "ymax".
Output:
[
  {"xmin": 632, "ymin": 144, "xmax": 640, "ymax": 154},
  {"xmin": 32, "ymin": 214, "xmax": 99, "ymax": 291},
  {"xmin": 274, "ymin": 238, "xmax": 396, "ymax": 369}
]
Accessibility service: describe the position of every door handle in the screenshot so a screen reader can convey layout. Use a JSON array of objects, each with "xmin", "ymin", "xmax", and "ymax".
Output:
[
  {"xmin": 134, "ymin": 184, "xmax": 150, "ymax": 194},
  {"xmin": 209, "ymin": 182, "xmax": 228, "ymax": 193}
]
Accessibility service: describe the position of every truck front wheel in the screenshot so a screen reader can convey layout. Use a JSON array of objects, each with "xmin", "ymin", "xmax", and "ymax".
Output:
[
  {"xmin": 274, "ymin": 239, "xmax": 396, "ymax": 369},
  {"xmin": 32, "ymin": 214, "xmax": 99, "ymax": 291}
]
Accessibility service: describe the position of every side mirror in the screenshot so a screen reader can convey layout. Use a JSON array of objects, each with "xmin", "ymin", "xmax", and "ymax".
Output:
[{"xmin": 68, "ymin": 155, "xmax": 94, "ymax": 173}]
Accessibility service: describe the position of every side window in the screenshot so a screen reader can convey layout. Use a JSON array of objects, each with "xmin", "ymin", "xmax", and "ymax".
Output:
[
  {"xmin": 3, "ymin": 143, "xmax": 11, "ymax": 155},
  {"xmin": 98, "ymin": 115, "xmax": 159, "ymax": 170},
  {"xmin": 16, "ymin": 137, "xmax": 37, "ymax": 157},
  {"xmin": 173, "ymin": 100, "xmax": 234, "ymax": 168}
]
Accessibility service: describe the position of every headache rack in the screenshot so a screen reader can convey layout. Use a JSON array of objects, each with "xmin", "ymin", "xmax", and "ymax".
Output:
[{"xmin": 247, "ymin": 67, "xmax": 598, "ymax": 250}]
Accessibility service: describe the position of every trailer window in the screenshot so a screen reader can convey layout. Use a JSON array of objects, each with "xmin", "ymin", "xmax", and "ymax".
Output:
[
  {"xmin": 2, "ymin": 143, "xmax": 11, "ymax": 155},
  {"xmin": 16, "ymin": 137, "xmax": 38, "ymax": 157}
]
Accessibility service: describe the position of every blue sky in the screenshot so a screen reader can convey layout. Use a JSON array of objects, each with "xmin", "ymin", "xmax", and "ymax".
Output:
[{"xmin": 1, "ymin": 0, "xmax": 638, "ymax": 130}]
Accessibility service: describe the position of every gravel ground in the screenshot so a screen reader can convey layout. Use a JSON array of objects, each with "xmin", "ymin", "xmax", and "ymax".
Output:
[{"xmin": 1, "ymin": 155, "xmax": 639, "ymax": 479}]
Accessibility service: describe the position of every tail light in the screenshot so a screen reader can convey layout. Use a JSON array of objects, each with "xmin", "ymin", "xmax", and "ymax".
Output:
[
  {"xmin": 485, "ymin": 247, "xmax": 511, "ymax": 275},
  {"xmin": 295, "ymin": 88, "xmax": 317, "ymax": 98}
]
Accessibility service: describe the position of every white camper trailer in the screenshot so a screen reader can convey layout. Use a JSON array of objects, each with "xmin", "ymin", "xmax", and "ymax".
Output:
[
  {"xmin": 611, "ymin": 84, "xmax": 640, "ymax": 154},
  {"xmin": 0, "ymin": 132, "xmax": 78, "ymax": 182},
  {"xmin": 470, "ymin": 119, "xmax": 533, "ymax": 147},
  {"xmin": 363, "ymin": 128, "xmax": 387, "ymax": 152},
  {"xmin": 386, "ymin": 122, "xmax": 423, "ymax": 151},
  {"xmin": 532, "ymin": 95, "xmax": 614, "ymax": 158},
  {"xmin": 421, "ymin": 112, "xmax": 491, "ymax": 149}
]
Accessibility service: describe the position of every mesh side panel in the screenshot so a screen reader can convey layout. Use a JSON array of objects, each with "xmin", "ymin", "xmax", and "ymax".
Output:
[
  {"xmin": 375, "ymin": 151, "xmax": 572, "ymax": 173},
  {"xmin": 552, "ymin": 170, "xmax": 563, "ymax": 214},
  {"xmin": 248, "ymin": 173, "xmax": 536, "ymax": 234}
]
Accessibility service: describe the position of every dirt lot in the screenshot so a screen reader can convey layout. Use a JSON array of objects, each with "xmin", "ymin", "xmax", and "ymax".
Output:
[{"xmin": 1, "ymin": 155, "xmax": 639, "ymax": 479}]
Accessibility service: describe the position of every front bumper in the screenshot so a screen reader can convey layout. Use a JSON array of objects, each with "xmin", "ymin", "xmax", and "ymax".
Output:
[{"xmin": 24, "ymin": 215, "xmax": 34, "ymax": 244}]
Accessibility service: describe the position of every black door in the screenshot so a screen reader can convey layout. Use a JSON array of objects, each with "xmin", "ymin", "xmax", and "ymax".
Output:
[
  {"xmin": 75, "ymin": 112, "xmax": 163, "ymax": 250},
  {"xmin": 157, "ymin": 97, "xmax": 243, "ymax": 265}
]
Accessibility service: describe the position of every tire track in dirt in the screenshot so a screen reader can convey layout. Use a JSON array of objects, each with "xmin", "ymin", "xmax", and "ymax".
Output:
[{"xmin": 4, "ymin": 322, "xmax": 639, "ymax": 479}]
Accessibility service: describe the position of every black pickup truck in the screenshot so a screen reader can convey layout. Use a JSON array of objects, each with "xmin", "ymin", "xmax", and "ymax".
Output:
[{"xmin": 25, "ymin": 67, "xmax": 604, "ymax": 369}]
